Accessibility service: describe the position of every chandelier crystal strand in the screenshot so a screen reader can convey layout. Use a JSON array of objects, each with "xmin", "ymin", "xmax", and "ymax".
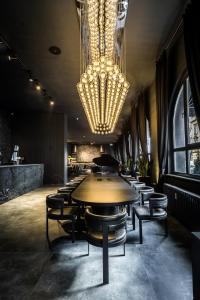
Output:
[{"xmin": 77, "ymin": 0, "xmax": 130, "ymax": 135}]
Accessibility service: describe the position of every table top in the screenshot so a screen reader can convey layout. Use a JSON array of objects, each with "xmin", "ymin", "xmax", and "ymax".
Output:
[{"xmin": 72, "ymin": 174, "xmax": 139, "ymax": 206}]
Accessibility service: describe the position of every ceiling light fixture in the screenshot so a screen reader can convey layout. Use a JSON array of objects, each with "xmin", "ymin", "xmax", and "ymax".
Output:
[{"xmin": 77, "ymin": 0, "xmax": 129, "ymax": 135}]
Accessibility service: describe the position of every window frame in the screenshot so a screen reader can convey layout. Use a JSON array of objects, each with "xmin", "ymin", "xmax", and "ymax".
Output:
[{"xmin": 172, "ymin": 76, "xmax": 200, "ymax": 178}]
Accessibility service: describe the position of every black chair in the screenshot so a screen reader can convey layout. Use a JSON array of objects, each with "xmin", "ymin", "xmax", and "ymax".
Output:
[
  {"xmin": 58, "ymin": 186, "xmax": 74, "ymax": 193},
  {"xmin": 85, "ymin": 208, "xmax": 127, "ymax": 284},
  {"xmin": 139, "ymin": 186, "xmax": 154, "ymax": 205},
  {"xmin": 46, "ymin": 194, "xmax": 78, "ymax": 247},
  {"xmin": 133, "ymin": 193, "xmax": 168, "ymax": 244},
  {"xmin": 132, "ymin": 182, "xmax": 146, "ymax": 191}
]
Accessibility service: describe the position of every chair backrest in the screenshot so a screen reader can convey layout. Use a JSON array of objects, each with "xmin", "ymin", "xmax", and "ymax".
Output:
[
  {"xmin": 57, "ymin": 187, "xmax": 73, "ymax": 194},
  {"xmin": 46, "ymin": 194, "xmax": 65, "ymax": 210},
  {"xmin": 133, "ymin": 182, "xmax": 146, "ymax": 191},
  {"xmin": 85, "ymin": 208, "xmax": 127, "ymax": 232},
  {"xmin": 139, "ymin": 186, "xmax": 154, "ymax": 193},
  {"xmin": 149, "ymin": 193, "xmax": 168, "ymax": 213}
]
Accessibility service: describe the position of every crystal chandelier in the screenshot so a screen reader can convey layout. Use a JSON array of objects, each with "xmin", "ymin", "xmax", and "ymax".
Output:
[{"xmin": 77, "ymin": 0, "xmax": 129, "ymax": 135}]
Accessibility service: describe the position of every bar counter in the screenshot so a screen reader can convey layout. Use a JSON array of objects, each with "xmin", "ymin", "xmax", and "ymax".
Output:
[{"xmin": 0, "ymin": 164, "xmax": 44, "ymax": 199}]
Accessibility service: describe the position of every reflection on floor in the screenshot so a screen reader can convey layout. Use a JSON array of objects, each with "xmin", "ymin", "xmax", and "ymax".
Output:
[{"xmin": 0, "ymin": 187, "xmax": 192, "ymax": 300}]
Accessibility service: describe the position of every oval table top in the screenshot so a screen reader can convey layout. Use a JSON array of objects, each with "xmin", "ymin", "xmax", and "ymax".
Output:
[{"xmin": 71, "ymin": 174, "xmax": 139, "ymax": 206}]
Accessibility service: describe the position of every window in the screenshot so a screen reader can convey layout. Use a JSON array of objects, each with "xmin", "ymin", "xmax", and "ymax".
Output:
[
  {"xmin": 173, "ymin": 77, "xmax": 200, "ymax": 176},
  {"xmin": 138, "ymin": 118, "xmax": 151, "ymax": 161}
]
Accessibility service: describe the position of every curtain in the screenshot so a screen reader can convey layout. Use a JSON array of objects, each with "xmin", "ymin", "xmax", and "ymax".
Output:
[
  {"xmin": 156, "ymin": 50, "xmax": 168, "ymax": 178},
  {"xmin": 124, "ymin": 132, "xmax": 130, "ymax": 159},
  {"xmin": 137, "ymin": 92, "xmax": 148, "ymax": 157},
  {"xmin": 123, "ymin": 134, "xmax": 127, "ymax": 164},
  {"xmin": 118, "ymin": 136, "xmax": 125, "ymax": 164},
  {"xmin": 183, "ymin": 0, "xmax": 200, "ymax": 129},
  {"xmin": 130, "ymin": 104, "xmax": 139, "ymax": 166}
]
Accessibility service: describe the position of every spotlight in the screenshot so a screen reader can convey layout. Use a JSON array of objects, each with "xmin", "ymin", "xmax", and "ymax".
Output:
[
  {"xmin": 7, "ymin": 49, "xmax": 17, "ymax": 61},
  {"xmin": 34, "ymin": 80, "xmax": 41, "ymax": 91},
  {"xmin": 27, "ymin": 70, "xmax": 34, "ymax": 82},
  {"xmin": 49, "ymin": 100, "xmax": 55, "ymax": 106}
]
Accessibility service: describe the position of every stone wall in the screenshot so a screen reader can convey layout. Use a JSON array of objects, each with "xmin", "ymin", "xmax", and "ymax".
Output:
[
  {"xmin": 76, "ymin": 145, "xmax": 100, "ymax": 163},
  {"xmin": 0, "ymin": 111, "xmax": 12, "ymax": 164}
]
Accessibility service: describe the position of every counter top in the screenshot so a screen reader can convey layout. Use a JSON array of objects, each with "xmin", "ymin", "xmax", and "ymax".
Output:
[{"xmin": 0, "ymin": 164, "xmax": 43, "ymax": 168}]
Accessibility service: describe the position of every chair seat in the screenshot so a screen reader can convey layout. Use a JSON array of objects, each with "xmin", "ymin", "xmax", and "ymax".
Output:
[
  {"xmin": 135, "ymin": 206, "xmax": 167, "ymax": 219},
  {"xmin": 47, "ymin": 206, "xmax": 78, "ymax": 220},
  {"xmin": 86, "ymin": 228, "xmax": 126, "ymax": 247}
]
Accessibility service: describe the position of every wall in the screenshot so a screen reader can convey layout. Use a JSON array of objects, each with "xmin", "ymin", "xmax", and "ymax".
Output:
[
  {"xmin": 0, "ymin": 110, "xmax": 12, "ymax": 163},
  {"xmin": 12, "ymin": 112, "xmax": 66, "ymax": 184},
  {"xmin": 76, "ymin": 145, "xmax": 100, "ymax": 162}
]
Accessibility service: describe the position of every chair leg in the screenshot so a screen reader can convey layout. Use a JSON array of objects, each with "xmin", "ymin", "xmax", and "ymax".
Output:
[
  {"xmin": 103, "ymin": 227, "xmax": 109, "ymax": 284},
  {"xmin": 127, "ymin": 204, "xmax": 130, "ymax": 216},
  {"xmin": 139, "ymin": 219, "xmax": 143, "ymax": 244},
  {"xmin": 46, "ymin": 217, "xmax": 51, "ymax": 249},
  {"xmin": 123, "ymin": 243, "xmax": 125, "ymax": 256},
  {"xmin": 71, "ymin": 218, "xmax": 75, "ymax": 243},
  {"xmin": 141, "ymin": 194, "xmax": 144, "ymax": 206},
  {"xmin": 132, "ymin": 208, "xmax": 135, "ymax": 230},
  {"xmin": 164, "ymin": 218, "xmax": 168, "ymax": 237},
  {"xmin": 88, "ymin": 242, "xmax": 89, "ymax": 256}
]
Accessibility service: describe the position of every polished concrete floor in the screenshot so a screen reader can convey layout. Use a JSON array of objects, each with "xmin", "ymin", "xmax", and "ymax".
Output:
[{"xmin": 0, "ymin": 186, "xmax": 193, "ymax": 300}]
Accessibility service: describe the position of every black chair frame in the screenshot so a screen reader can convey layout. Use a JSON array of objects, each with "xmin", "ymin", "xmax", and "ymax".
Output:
[
  {"xmin": 46, "ymin": 194, "xmax": 78, "ymax": 248},
  {"xmin": 133, "ymin": 193, "xmax": 168, "ymax": 244},
  {"xmin": 85, "ymin": 208, "xmax": 127, "ymax": 284}
]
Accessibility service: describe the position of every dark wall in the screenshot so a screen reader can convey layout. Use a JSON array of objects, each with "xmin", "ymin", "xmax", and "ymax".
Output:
[
  {"xmin": 12, "ymin": 112, "xmax": 65, "ymax": 184},
  {"xmin": 0, "ymin": 110, "xmax": 12, "ymax": 163}
]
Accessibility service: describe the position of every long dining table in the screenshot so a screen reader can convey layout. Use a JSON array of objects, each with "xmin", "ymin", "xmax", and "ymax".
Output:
[{"xmin": 71, "ymin": 173, "xmax": 139, "ymax": 209}]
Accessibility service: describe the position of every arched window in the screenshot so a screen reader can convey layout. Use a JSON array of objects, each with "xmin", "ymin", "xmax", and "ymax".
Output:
[{"xmin": 173, "ymin": 77, "xmax": 200, "ymax": 175}]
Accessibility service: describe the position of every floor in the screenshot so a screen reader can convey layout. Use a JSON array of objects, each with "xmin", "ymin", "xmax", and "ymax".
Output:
[{"xmin": 0, "ymin": 186, "xmax": 193, "ymax": 300}]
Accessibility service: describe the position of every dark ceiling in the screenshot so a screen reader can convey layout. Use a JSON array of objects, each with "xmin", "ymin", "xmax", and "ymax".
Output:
[{"xmin": 0, "ymin": 0, "xmax": 188, "ymax": 144}]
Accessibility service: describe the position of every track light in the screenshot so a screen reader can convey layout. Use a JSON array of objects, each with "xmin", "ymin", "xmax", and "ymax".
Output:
[
  {"xmin": 49, "ymin": 100, "xmax": 55, "ymax": 106},
  {"xmin": 7, "ymin": 49, "xmax": 17, "ymax": 61},
  {"xmin": 34, "ymin": 80, "xmax": 41, "ymax": 91}
]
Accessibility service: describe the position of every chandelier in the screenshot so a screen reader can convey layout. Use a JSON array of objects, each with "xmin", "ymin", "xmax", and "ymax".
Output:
[{"xmin": 77, "ymin": 0, "xmax": 129, "ymax": 135}]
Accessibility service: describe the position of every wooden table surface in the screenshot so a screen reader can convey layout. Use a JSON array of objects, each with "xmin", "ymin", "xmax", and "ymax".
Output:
[{"xmin": 72, "ymin": 174, "xmax": 139, "ymax": 206}]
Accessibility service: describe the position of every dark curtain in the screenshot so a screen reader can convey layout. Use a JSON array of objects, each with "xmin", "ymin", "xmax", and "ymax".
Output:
[
  {"xmin": 184, "ymin": 0, "xmax": 200, "ymax": 129},
  {"xmin": 113, "ymin": 143, "xmax": 119, "ymax": 161},
  {"xmin": 156, "ymin": 50, "xmax": 168, "ymax": 177},
  {"xmin": 123, "ymin": 135, "xmax": 127, "ymax": 164},
  {"xmin": 124, "ymin": 132, "xmax": 130, "ymax": 159},
  {"xmin": 137, "ymin": 92, "xmax": 148, "ymax": 157},
  {"xmin": 130, "ymin": 104, "xmax": 139, "ymax": 165},
  {"xmin": 118, "ymin": 136, "xmax": 125, "ymax": 164}
]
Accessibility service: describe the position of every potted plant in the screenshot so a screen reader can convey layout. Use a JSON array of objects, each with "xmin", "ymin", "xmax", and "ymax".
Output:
[
  {"xmin": 122, "ymin": 157, "xmax": 133, "ymax": 175},
  {"xmin": 137, "ymin": 154, "xmax": 151, "ymax": 185}
]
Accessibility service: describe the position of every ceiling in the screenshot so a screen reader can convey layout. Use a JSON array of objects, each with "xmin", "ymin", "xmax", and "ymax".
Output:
[{"xmin": 0, "ymin": 0, "xmax": 187, "ymax": 144}]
